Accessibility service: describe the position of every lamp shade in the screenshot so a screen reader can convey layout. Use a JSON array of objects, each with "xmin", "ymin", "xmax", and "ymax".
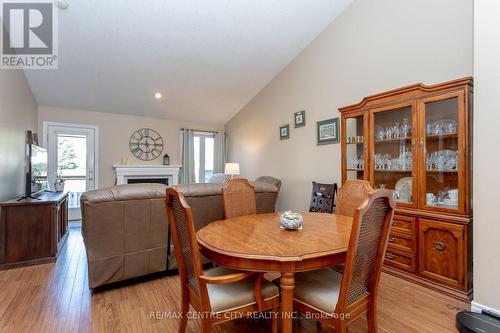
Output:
[{"xmin": 224, "ymin": 163, "xmax": 240, "ymax": 175}]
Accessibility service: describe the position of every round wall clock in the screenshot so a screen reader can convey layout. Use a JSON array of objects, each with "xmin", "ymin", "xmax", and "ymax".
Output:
[{"xmin": 129, "ymin": 128, "xmax": 164, "ymax": 161}]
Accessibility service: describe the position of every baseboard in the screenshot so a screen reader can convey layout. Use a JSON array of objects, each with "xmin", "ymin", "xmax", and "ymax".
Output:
[{"xmin": 471, "ymin": 301, "xmax": 500, "ymax": 317}]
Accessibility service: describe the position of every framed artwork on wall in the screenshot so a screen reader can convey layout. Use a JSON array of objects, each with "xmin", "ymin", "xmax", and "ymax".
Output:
[
  {"xmin": 279, "ymin": 124, "xmax": 290, "ymax": 140},
  {"xmin": 294, "ymin": 110, "xmax": 306, "ymax": 128},
  {"xmin": 317, "ymin": 117, "xmax": 339, "ymax": 145}
]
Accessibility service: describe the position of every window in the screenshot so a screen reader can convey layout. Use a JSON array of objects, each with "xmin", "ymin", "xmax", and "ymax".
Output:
[{"xmin": 193, "ymin": 132, "xmax": 214, "ymax": 183}]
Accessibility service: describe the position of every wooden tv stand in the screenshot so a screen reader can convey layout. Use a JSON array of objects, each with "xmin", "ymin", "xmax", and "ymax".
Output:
[{"xmin": 0, "ymin": 191, "xmax": 69, "ymax": 270}]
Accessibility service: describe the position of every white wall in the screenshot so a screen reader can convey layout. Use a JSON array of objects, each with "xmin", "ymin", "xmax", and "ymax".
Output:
[
  {"xmin": 0, "ymin": 70, "xmax": 38, "ymax": 201},
  {"xmin": 225, "ymin": 0, "xmax": 473, "ymax": 211},
  {"xmin": 38, "ymin": 106, "xmax": 224, "ymax": 188},
  {"xmin": 472, "ymin": 0, "xmax": 500, "ymax": 313}
]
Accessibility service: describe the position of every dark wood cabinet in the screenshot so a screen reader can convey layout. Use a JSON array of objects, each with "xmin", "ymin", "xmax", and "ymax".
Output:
[
  {"xmin": 339, "ymin": 77, "xmax": 473, "ymax": 301},
  {"xmin": 0, "ymin": 191, "xmax": 69, "ymax": 270}
]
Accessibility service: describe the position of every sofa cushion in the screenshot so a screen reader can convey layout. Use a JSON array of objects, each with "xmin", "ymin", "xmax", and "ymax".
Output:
[
  {"xmin": 174, "ymin": 179, "xmax": 280, "ymax": 197},
  {"xmin": 81, "ymin": 183, "xmax": 168, "ymax": 204}
]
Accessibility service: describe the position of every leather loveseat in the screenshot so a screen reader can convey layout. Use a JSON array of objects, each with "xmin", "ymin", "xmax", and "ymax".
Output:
[{"xmin": 80, "ymin": 176, "xmax": 281, "ymax": 288}]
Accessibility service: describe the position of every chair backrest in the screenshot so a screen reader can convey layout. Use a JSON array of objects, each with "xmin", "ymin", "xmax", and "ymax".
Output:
[
  {"xmin": 165, "ymin": 187, "xmax": 204, "ymax": 296},
  {"xmin": 309, "ymin": 181, "xmax": 337, "ymax": 213},
  {"xmin": 335, "ymin": 180, "xmax": 374, "ymax": 217},
  {"xmin": 222, "ymin": 178, "xmax": 257, "ymax": 219},
  {"xmin": 336, "ymin": 189, "xmax": 395, "ymax": 311}
]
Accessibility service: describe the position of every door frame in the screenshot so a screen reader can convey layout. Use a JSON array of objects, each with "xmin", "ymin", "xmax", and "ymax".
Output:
[{"xmin": 42, "ymin": 121, "xmax": 100, "ymax": 190}]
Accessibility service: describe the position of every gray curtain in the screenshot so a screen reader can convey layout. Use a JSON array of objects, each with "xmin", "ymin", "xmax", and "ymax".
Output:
[
  {"xmin": 214, "ymin": 132, "xmax": 226, "ymax": 174},
  {"xmin": 180, "ymin": 129, "xmax": 195, "ymax": 184}
]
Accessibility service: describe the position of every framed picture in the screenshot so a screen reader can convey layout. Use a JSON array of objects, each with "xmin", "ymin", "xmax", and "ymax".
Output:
[
  {"xmin": 294, "ymin": 110, "xmax": 306, "ymax": 128},
  {"xmin": 279, "ymin": 124, "xmax": 290, "ymax": 140},
  {"xmin": 317, "ymin": 117, "xmax": 340, "ymax": 145}
]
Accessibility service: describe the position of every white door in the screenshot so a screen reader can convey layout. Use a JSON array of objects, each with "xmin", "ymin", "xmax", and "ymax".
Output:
[{"xmin": 45, "ymin": 122, "xmax": 98, "ymax": 221}]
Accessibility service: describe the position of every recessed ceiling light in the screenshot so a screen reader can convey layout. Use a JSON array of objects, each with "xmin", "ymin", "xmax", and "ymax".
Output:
[
  {"xmin": 154, "ymin": 92, "xmax": 162, "ymax": 99},
  {"xmin": 54, "ymin": 0, "xmax": 69, "ymax": 10}
]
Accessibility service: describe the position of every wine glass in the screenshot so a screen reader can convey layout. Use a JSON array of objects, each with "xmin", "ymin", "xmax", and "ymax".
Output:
[
  {"xmin": 393, "ymin": 122, "xmax": 400, "ymax": 139},
  {"xmin": 385, "ymin": 126, "xmax": 393, "ymax": 140},
  {"xmin": 402, "ymin": 118, "xmax": 411, "ymax": 137}
]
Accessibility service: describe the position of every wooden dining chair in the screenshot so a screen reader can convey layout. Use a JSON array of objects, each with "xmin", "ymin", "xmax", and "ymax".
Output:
[
  {"xmin": 222, "ymin": 178, "xmax": 257, "ymax": 219},
  {"xmin": 292, "ymin": 189, "xmax": 395, "ymax": 333},
  {"xmin": 335, "ymin": 180, "xmax": 374, "ymax": 217},
  {"xmin": 166, "ymin": 187, "xmax": 279, "ymax": 333}
]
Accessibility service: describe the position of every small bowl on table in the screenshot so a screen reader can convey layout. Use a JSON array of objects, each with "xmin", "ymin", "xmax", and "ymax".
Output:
[{"xmin": 280, "ymin": 211, "xmax": 303, "ymax": 231}]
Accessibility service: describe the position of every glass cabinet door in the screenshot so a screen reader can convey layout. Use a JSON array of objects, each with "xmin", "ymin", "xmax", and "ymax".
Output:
[
  {"xmin": 343, "ymin": 114, "xmax": 367, "ymax": 181},
  {"xmin": 419, "ymin": 91, "xmax": 465, "ymax": 213},
  {"xmin": 370, "ymin": 102, "xmax": 417, "ymax": 207}
]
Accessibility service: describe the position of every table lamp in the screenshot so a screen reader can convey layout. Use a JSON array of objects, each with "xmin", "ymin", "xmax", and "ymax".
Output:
[{"xmin": 224, "ymin": 163, "xmax": 240, "ymax": 179}]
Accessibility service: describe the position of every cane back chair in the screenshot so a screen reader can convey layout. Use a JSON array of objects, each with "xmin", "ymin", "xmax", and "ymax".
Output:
[
  {"xmin": 222, "ymin": 178, "xmax": 257, "ymax": 219},
  {"xmin": 292, "ymin": 189, "xmax": 395, "ymax": 333},
  {"xmin": 166, "ymin": 187, "xmax": 279, "ymax": 333}
]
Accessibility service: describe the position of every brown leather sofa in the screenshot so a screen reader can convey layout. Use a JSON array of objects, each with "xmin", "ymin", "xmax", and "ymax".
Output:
[{"xmin": 80, "ymin": 177, "xmax": 281, "ymax": 289}]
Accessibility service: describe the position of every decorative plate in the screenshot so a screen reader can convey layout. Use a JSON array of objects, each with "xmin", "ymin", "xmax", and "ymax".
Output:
[{"xmin": 395, "ymin": 177, "xmax": 412, "ymax": 203}]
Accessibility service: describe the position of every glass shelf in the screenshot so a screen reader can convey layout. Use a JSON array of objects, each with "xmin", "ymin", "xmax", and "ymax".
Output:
[
  {"xmin": 426, "ymin": 133, "xmax": 457, "ymax": 140},
  {"xmin": 375, "ymin": 137, "xmax": 412, "ymax": 144}
]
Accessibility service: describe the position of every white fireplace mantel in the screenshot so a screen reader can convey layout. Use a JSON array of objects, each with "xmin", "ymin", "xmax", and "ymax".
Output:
[{"xmin": 113, "ymin": 165, "xmax": 182, "ymax": 186}]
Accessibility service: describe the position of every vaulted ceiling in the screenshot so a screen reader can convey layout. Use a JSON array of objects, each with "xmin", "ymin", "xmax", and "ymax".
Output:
[{"xmin": 24, "ymin": 0, "xmax": 352, "ymax": 124}]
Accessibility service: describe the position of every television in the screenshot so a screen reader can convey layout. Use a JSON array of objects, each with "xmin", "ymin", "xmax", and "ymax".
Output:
[{"xmin": 25, "ymin": 144, "xmax": 48, "ymax": 198}]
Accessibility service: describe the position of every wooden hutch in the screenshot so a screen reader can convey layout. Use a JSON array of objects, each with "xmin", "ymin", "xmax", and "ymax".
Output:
[{"xmin": 339, "ymin": 77, "xmax": 473, "ymax": 300}]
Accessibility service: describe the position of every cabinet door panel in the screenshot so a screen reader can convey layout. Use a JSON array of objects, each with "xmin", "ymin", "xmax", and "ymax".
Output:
[
  {"xmin": 342, "ymin": 113, "xmax": 369, "ymax": 183},
  {"xmin": 418, "ymin": 219, "xmax": 465, "ymax": 289},
  {"xmin": 370, "ymin": 102, "xmax": 418, "ymax": 208},
  {"xmin": 418, "ymin": 91, "xmax": 466, "ymax": 214}
]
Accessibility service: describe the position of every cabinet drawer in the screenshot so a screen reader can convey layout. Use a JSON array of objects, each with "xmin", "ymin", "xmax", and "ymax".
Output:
[
  {"xmin": 384, "ymin": 248, "xmax": 416, "ymax": 273},
  {"xmin": 391, "ymin": 215, "xmax": 416, "ymax": 234},
  {"xmin": 418, "ymin": 219, "xmax": 466, "ymax": 290},
  {"xmin": 387, "ymin": 231, "xmax": 416, "ymax": 254}
]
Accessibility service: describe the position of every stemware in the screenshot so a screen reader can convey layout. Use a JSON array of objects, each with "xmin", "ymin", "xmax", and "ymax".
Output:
[
  {"xmin": 385, "ymin": 127, "xmax": 393, "ymax": 140},
  {"xmin": 401, "ymin": 118, "xmax": 411, "ymax": 137},
  {"xmin": 393, "ymin": 122, "xmax": 401, "ymax": 139},
  {"xmin": 376, "ymin": 126, "xmax": 385, "ymax": 141}
]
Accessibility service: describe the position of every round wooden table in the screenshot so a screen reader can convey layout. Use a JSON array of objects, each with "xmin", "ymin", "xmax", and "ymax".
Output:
[{"xmin": 196, "ymin": 212, "xmax": 353, "ymax": 333}]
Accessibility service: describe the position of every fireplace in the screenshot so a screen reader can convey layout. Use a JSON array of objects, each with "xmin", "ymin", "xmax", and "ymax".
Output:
[
  {"xmin": 113, "ymin": 165, "xmax": 182, "ymax": 186},
  {"xmin": 127, "ymin": 178, "xmax": 169, "ymax": 185}
]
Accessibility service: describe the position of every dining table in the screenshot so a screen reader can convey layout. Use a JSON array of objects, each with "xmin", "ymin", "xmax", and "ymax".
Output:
[{"xmin": 196, "ymin": 211, "xmax": 353, "ymax": 333}]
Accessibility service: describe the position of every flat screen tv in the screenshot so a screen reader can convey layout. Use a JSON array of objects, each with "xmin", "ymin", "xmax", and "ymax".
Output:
[{"xmin": 25, "ymin": 144, "xmax": 48, "ymax": 198}]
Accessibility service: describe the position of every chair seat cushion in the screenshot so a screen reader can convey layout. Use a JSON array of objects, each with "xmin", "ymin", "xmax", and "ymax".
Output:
[
  {"xmin": 205, "ymin": 267, "xmax": 279, "ymax": 313},
  {"xmin": 293, "ymin": 268, "xmax": 343, "ymax": 314}
]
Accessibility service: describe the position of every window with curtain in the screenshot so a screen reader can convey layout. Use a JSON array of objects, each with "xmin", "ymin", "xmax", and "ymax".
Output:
[
  {"xmin": 180, "ymin": 129, "xmax": 225, "ymax": 184},
  {"xmin": 193, "ymin": 132, "xmax": 214, "ymax": 183}
]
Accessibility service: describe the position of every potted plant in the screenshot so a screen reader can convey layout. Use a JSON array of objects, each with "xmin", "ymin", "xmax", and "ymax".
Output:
[{"xmin": 54, "ymin": 173, "xmax": 65, "ymax": 192}]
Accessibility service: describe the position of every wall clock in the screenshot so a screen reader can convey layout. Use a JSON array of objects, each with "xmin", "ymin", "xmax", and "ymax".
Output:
[{"xmin": 129, "ymin": 128, "xmax": 164, "ymax": 161}]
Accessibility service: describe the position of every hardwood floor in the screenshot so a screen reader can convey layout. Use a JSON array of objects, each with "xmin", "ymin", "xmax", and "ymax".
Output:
[{"xmin": 0, "ymin": 227, "xmax": 468, "ymax": 332}]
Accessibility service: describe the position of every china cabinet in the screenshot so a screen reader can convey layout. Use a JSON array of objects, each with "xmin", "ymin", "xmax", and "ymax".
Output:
[{"xmin": 339, "ymin": 77, "xmax": 473, "ymax": 300}]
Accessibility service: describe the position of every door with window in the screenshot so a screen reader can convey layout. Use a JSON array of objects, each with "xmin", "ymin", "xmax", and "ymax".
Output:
[
  {"xmin": 45, "ymin": 123, "xmax": 98, "ymax": 221},
  {"xmin": 193, "ymin": 132, "xmax": 214, "ymax": 183}
]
